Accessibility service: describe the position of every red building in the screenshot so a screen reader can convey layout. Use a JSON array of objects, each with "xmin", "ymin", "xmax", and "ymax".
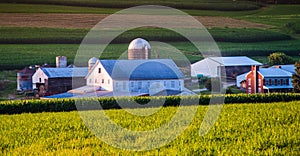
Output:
[{"xmin": 237, "ymin": 65, "xmax": 294, "ymax": 94}]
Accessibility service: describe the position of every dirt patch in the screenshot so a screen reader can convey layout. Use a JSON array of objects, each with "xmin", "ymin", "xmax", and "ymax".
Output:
[{"xmin": 0, "ymin": 13, "xmax": 271, "ymax": 29}]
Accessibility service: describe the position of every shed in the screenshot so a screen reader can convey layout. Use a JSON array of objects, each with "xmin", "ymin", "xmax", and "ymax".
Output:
[{"xmin": 32, "ymin": 67, "xmax": 88, "ymax": 96}]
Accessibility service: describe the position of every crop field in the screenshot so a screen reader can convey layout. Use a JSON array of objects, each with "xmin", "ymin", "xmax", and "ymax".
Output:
[
  {"xmin": 1, "ymin": 39, "xmax": 300, "ymax": 70},
  {"xmin": 0, "ymin": 101, "xmax": 299, "ymax": 155},
  {"xmin": 2, "ymin": 0, "xmax": 262, "ymax": 11}
]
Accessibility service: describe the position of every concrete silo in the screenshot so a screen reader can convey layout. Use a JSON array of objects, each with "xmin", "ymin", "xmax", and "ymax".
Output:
[{"xmin": 128, "ymin": 38, "xmax": 151, "ymax": 60}]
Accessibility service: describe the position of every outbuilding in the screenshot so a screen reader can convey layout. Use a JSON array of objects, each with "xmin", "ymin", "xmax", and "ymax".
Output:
[
  {"xmin": 191, "ymin": 56, "xmax": 262, "ymax": 80},
  {"xmin": 32, "ymin": 67, "xmax": 88, "ymax": 96}
]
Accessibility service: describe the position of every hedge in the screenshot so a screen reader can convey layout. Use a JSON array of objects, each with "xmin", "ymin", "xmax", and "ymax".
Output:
[{"xmin": 1, "ymin": 93, "xmax": 300, "ymax": 114}]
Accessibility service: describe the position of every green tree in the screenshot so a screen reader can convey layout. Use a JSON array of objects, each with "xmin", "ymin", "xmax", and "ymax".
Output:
[
  {"xmin": 205, "ymin": 77, "xmax": 222, "ymax": 92},
  {"xmin": 292, "ymin": 62, "xmax": 300, "ymax": 93},
  {"xmin": 268, "ymin": 52, "xmax": 294, "ymax": 65}
]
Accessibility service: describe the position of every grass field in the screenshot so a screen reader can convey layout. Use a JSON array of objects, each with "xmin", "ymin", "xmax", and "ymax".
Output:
[{"xmin": 0, "ymin": 101, "xmax": 299, "ymax": 154}]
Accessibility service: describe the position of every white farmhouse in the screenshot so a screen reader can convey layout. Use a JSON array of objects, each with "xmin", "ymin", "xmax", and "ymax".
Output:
[{"xmin": 85, "ymin": 58, "xmax": 185, "ymax": 95}]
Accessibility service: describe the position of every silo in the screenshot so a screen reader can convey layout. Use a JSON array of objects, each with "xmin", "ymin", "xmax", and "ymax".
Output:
[
  {"xmin": 56, "ymin": 56, "xmax": 67, "ymax": 68},
  {"xmin": 88, "ymin": 57, "xmax": 98, "ymax": 72},
  {"xmin": 17, "ymin": 67, "xmax": 35, "ymax": 91},
  {"xmin": 128, "ymin": 38, "xmax": 151, "ymax": 60}
]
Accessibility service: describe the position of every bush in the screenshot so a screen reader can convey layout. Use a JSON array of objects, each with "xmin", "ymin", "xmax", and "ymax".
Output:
[{"xmin": 1, "ymin": 93, "xmax": 300, "ymax": 114}]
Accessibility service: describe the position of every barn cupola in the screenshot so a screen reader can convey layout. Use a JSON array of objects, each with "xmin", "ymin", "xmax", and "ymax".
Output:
[
  {"xmin": 88, "ymin": 57, "xmax": 98, "ymax": 72},
  {"xmin": 128, "ymin": 38, "xmax": 151, "ymax": 60}
]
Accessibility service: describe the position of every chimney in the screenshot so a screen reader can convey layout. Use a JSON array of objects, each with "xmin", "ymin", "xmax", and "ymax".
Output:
[
  {"xmin": 274, "ymin": 65, "xmax": 281, "ymax": 69},
  {"xmin": 251, "ymin": 65, "xmax": 259, "ymax": 93}
]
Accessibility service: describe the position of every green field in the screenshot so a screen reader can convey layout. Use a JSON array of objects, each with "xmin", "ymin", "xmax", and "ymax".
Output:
[
  {"xmin": 0, "ymin": 101, "xmax": 299, "ymax": 154},
  {"xmin": 1, "ymin": 40, "xmax": 300, "ymax": 70},
  {"xmin": 0, "ymin": 27, "xmax": 292, "ymax": 44}
]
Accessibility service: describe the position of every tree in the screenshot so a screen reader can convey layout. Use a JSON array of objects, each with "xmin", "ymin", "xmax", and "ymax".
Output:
[
  {"xmin": 205, "ymin": 77, "xmax": 222, "ymax": 92},
  {"xmin": 292, "ymin": 62, "xmax": 300, "ymax": 93},
  {"xmin": 268, "ymin": 52, "xmax": 294, "ymax": 65}
]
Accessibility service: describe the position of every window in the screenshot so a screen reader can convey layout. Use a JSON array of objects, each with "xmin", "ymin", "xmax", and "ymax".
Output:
[
  {"xmin": 130, "ymin": 81, "xmax": 134, "ymax": 88},
  {"xmin": 102, "ymin": 79, "xmax": 104, "ymax": 84},
  {"xmin": 286, "ymin": 79, "xmax": 289, "ymax": 85},
  {"xmin": 89, "ymin": 79, "xmax": 92, "ymax": 83},
  {"xmin": 147, "ymin": 81, "xmax": 150, "ymax": 87},
  {"xmin": 280, "ymin": 79, "xmax": 283, "ymax": 86},
  {"xmin": 164, "ymin": 81, "xmax": 167, "ymax": 87},
  {"xmin": 275, "ymin": 79, "xmax": 278, "ymax": 86},
  {"xmin": 171, "ymin": 81, "xmax": 175, "ymax": 88},
  {"xmin": 179, "ymin": 81, "xmax": 181, "ymax": 86},
  {"xmin": 123, "ymin": 81, "xmax": 126, "ymax": 90},
  {"xmin": 248, "ymin": 87, "xmax": 251, "ymax": 94},
  {"xmin": 138, "ymin": 81, "xmax": 142, "ymax": 89},
  {"xmin": 248, "ymin": 79, "xmax": 251, "ymax": 85},
  {"xmin": 95, "ymin": 79, "xmax": 97, "ymax": 83},
  {"xmin": 269, "ymin": 79, "xmax": 272, "ymax": 85},
  {"xmin": 108, "ymin": 79, "xmax": 110, "ymax": 84},
  {"xmin": 39, "ymin": 78, "xmax": 42, "ymax": 83},
  {"xmin": 98, "ymin": 68, "xmax": 101, "ymax": 73},
  {"xmin": 263, "ymin": 79, "xmax": 266, "ymax": 86},
  {"xmin": 258, "ymin": 79, "xmax": 261, "ymax": 86},
  {"xmin": 258, "ymin": 88, "xmax": 262, "ymax": 93}
]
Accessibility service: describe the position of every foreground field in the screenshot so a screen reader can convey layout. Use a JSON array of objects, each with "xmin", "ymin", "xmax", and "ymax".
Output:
[{"xmin": 0, "ymin": 101, "xmax": 299, "ymax": 155}]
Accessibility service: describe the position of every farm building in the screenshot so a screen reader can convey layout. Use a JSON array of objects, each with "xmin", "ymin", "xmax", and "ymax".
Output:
[
  {"xmin": 191, "ymin": 56, "xmax": 262, "ymax": 79},
  {"xmin": 236, "ymin": 65, "xmax": 294, "ymax": 93},
  {"xmin": 32, "ymin": 67, "xmax": 88, "ymax": 96},
  {"xmin": 17, "ymin": 67, "xmax": 36, "ymax": 91},
  {"xmin": 85, "ymin": 58, "xmax": 185, "ymax": 95}
]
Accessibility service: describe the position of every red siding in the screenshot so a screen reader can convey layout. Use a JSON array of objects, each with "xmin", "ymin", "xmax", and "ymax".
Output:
[{"xmin": 246, "ymin": 66, "xmax": 263, "ymax": 94}]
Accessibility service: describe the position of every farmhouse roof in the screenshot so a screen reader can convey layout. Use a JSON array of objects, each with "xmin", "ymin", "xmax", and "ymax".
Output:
[
  {"xmin": 41, "ymin": 67, "xmax": 88, "ymax": 78},
  {"xmin": 207, "ymin": 56, "xmax": 262, "ymax": 66},
  {"xmin": 271, "ymin": 64, "xmax": 295, "ymax": 74},
  {"xmin": 258, "ymin": 68, "xmax": 293, "ymax": 78}
]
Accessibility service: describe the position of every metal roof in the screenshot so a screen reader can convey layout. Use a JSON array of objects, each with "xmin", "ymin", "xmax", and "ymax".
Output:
[
  {"xmin": 258, "ymin": 68, "xmax": 293, "ymax": 77},
  {"xmin": 128, "ymin": 38, "xmax": 151, "ymax": 50},
  {"xmin": 236, "ymin": 72, "xmax": 247, "ymax": 87},
  {"xmin": 271, "ymin": 65, "xmax": 295, "ymax": 74},
  {"xmin": 100, "ymin": 59, "xmax": 184, "ymax": 80},
  {"xmin": 41, "ymin": 67, "xmax": 88, "ymax": 78},
  {"xmin": 209, "ymin": 56, "xmax": 262, "ymax": 66}
]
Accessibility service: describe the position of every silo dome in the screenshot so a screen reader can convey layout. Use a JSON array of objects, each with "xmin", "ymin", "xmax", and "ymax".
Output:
[{"xmin": 128, "ymin": 38, "xmax": 151, "ymax": 60}]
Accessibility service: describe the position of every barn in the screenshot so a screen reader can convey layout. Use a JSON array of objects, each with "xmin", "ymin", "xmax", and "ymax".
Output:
[
  {"xmin": 85, "ymin": 58, "xmax": 185, "ymax": 95},
  {"xmin": 32, "ymin": 67, "xmax": 88, "ymax": 96},
  {"xmin": 191, "ymin": 56, "xmax": 262, "ymax": 80}
]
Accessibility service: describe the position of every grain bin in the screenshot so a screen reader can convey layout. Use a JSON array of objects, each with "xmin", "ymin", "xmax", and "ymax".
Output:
[
  {"xmin": 128, "ymin": 38, "xmax": 151, "ymax": 60},
  {"xmin": 56, "ymin": 56, "xmax": 67, "ymax": 68}
]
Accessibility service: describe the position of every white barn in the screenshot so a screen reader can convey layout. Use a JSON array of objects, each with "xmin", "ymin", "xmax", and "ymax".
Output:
[
  {"xmin": 85, "ymin": 59, "xmax": 185, "ymax": 95},
  {"xmin": 191, "ymin": 56, "xmax": 262, "ymax": 79}
]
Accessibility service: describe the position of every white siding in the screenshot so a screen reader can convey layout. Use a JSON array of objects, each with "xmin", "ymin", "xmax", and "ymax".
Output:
[
  {"xmin": 113, "ymin": 79, "xmax": 184, "ymax": 94},
  {"xmin": 32, "ymin": 68, "xmax": 48, "ymax": 89},
  {"xmin": 191, "ymin": 58, "xmax": 221, "ymax": 77},
  {"xmin": 85, "ymin": 62, "xmax": 113, "ymax": 91}
]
